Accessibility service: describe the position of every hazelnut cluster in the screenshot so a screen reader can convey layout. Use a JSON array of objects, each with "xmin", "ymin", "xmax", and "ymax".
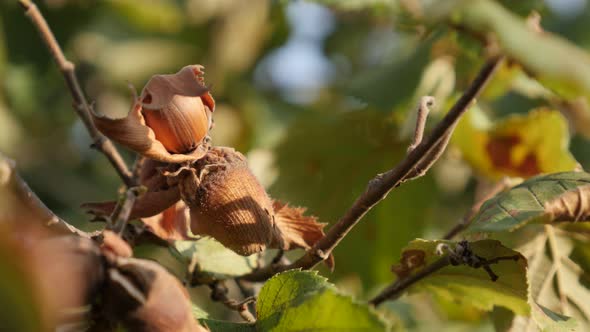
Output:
[{"xmin": 87, "ymin": 65, "xmax": 330, "ymax": 263}]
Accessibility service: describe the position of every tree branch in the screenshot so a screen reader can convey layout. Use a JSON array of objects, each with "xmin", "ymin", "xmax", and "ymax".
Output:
[
  {"xmin": 18, "ymin": 0, "xmax": 135, "ymax": 188},
  {"xmin": 0, "ymin": 153, "xmax": 93, "ymax": 238},
  {"xmin": 240, "ymin": 55, "xmax": 504, "ymax": 282},
  {"xmin": 369, "ymin": 257, "xmax": 451, "ymax": 306},
  {"xmin": 369, "ymin": 240, "xmax": 520, "ymax": 306},
  {"xmin": 209, "ymin": 281, "xmax": 257, "ymax": 323}
]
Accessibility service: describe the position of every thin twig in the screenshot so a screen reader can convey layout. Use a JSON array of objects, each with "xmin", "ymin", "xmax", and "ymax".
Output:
[
  {"xmin": 370, "ymin": 257, "xmax": 450, "ymax": 306},
  {"xmin": 369, "ymin": 241, "xmax": 520, "ymax": 306},
  {"xmin": 407, "ymin": 96, "xmax": 435, "ymax": 153},
  {"xmin": 240, "ymin": 55, "xmax": 504, "ymax": 282},
  {"xmin": 18, "ymin": 0, "xmax": 135, "ymax": 188},
  {"xmin": 209, "ymin": 281, "xmax": 256, "ymax": 323},
  {"xmin": 109, "ymin": 187, "xmax": 143, "ymax": 235}
]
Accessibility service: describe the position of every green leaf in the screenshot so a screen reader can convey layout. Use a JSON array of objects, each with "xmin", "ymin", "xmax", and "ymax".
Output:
[
  {"xmin": 443, "ymin": 0, "xmax": 590, "ymax": 100},
  {"xmin": 171, "ymin": 238, "xmax": 258, "ymax": 279},
  {"xmin": 257, "ymin": 270, "xmax": 329, "ymax": 322},
  {"xmin": 256, "ymin": 270, "xmax": 388, "ymax": 331},
  {"xmin": 192, "ymin": 304, "xmax": 209, "ymax": 320},
  {"xmin": 200, "ymin": 319, "xmax": 256, "ymax": 332},
  {"xmin": 104, "ymin": 0, "xmax": 184, "ymax": 33},
  {"xmin": 0, "ymin": 238, "xmax": 43, "ymax": 332},
  {"xmin": 345, "ymin": 37, "xmax": 432, "ymax": 110},
  {"xmin": 452, "ymin": 108, "xmax": 578, "ymax": 180},
  {"xmin": 468, "ymin": 172, "xmax": 590, "ymax": 233},
  {"xmin": 313, "ymin": 0, "xmax": 394, "ymax": 12},
  {"xmin": 388, "ymin": 239, "xmax": 529, "ymax": 315}
]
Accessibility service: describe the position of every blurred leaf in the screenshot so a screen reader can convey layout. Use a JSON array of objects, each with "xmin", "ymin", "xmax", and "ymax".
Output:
[
  {"xmin": 468, "ymin": 172, "xmax": 590, "ymax": 233},
  {"xmin": 104, "ymin": 0, "xmax": 184, "ymax": 33},
  {"xmin": 445, "ymin": 0, "xmax": 590, "ymax": 100},
  {"xmin": 453, "ymin": 108, "xmax": 578, "ymax": 179},
  {"xmin": 345, "ymin": 37, "xmax": 432, "ymax": 110},
  {"xmin": 192, "ymin": 304, "xmax": 209, "ymax": 320},
  {"xmin": 272, "ymin": 110, "xmax": 438, "ymax": 286},
  {"xmin": 389, "ymin": 239, "xmax": 528, "ymax": 315},
  {"xmin": 200, "ymin": 319, "xmax": 255, "ymax": 332},
  {"xmin": 0, "ymin": 230, "xmax": 43, "ymax": 332},
  {"xmin": 88, "ymin": 38, "xmax": 198, "ymax": 84},
  {"xmin": 314, "ymin": 0, "xmax": 394, "ymax": 11},
  {"xmin": 171, "ymin": 238, "xmax": 258, "ymax": 279},
  {"xmin": 496, "ymin": 0, "xmax": 546, "ymax": 17},
  {"xmin": 256, "ymin": 270, "xmax": 388, "ymax": 331}
]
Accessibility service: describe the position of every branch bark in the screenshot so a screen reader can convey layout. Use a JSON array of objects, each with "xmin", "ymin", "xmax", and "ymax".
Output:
[
  {"xmin": 369, "ymin": 257, "xmax": 451, "ymax": 306},
  {"xmin": 241, "ymin": 55, "xmax": 504, "ymax": 282},
  {"xmin": 0, "ymin": 153, "xmax": 93, "ymax": 237},
  {"xmin": 18, "ymin": 0, "xmax": 135, "ymax": 188}
]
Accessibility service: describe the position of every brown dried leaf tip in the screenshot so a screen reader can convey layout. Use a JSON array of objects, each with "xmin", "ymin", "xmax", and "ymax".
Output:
[
  {"xmin": 545, "ymin": 183, "xmax": 590, "ymax": 222},
  {"xmin": 91, "ymin": 65, "xmax": 215, "ymax": 163}
]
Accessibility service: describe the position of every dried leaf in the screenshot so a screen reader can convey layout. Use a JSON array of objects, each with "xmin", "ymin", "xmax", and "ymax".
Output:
[
  {"xmin": 272, "ymin": 201, "xmax": 333, "ymax": 269},
  {"xmin": 468, "ymin": 172, "xmax": 590, "ymax": 233},
  {"xmin": 142, "ymin": 201, "xmax": 195, "ymax": 242},
  {"xmin": 82, "ymin": 185, "xmax": 181, "ymax": 221},
  {"xmin": 545, "ymin": 184, "xmax": 590, "ymax": 223}
]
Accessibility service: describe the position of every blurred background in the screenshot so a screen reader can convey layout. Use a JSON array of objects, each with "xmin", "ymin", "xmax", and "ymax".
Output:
[{"xmin": 2, "ymin": 0, "xmax": 590, "ymax": 330}]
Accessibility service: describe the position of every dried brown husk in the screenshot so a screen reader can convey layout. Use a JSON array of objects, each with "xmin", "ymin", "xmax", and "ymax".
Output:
[
  {"xmin": 102, "ymin": 257, "xmax": 207, "ymax": 332},
  {"xmin": 182, "ymin": 147, "xmax": 330, "ymax": 258},
  {"xmin": 91, "ymin": 65, "xmax": 214, "ymax": 163},
  {"xmin": 141, "ymin": 201, "xmax": 194, "ymax": 241},
  {"xmin": 82, "ymin": 158, "xmax": 181, "ymax": 222}
]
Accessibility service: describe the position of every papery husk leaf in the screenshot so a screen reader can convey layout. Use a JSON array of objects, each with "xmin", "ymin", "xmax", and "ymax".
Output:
[
  {"xmin": 82, "ymin": 186, "xmax": 181, "ymax": 221},
  {"xmin": 272, "ymin": 201, "xmax": 334, "ymax": 269},
  {"xmin": 101, "ymin": 230, "xmax": 133, "ymax": 258},
  {"xmin": 91, "ymin": 102, "xmax": 208, "ymax": 163},
  {"xmin": 140, "ymin": 65, "xmax": 213, "ymax": 111},
  {"xmin": 142, "ymin": 201, "xmax": 195, "ymax": 242}
]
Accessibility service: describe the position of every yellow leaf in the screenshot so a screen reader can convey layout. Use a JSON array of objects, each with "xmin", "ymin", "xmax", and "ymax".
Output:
[{"xmin": 452, "ymin": 108, "xmax": 578, "ymax": 179}]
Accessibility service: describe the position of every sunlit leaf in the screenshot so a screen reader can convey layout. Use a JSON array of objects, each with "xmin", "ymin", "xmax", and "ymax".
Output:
[
  {"xmin": 257, "ymin": 270, "xmax": 388, "ymax": 331},
  {"xmin": 386, "ymin": 239, "xmax": 529, "ymax": 315},
  {"xmin": 453, "ymin": 108, "xmax": 578, "ymax": 180},
  {"xmin": 468, "ymin": 172, "xmax": 590, "ymax": 233},
  {"xmin": 438, "ymin": 0, "xmax": 590, "ymax": 100},
  {"xmin": 171, "ymin": 238, "xmax": 258, "ymax": 279},
  {"xmin": 200, "ymin": 319, "xmax": 256, "ymax": 332},
  {"xmin": 495, "ymin": 230, "xmax": 589, "ymax": 331}
]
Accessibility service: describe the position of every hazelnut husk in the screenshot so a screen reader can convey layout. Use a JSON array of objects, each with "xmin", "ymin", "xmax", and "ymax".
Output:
[
  {"xmin": 178, "ymin": 147, "xmax": 330, "ymax": 260},
  {"xmin": 91, "ymin": 65, "xmax": 215, "ymax": 163},
  {"xmin": 102, "ymin": 257, "xmax": 207, "ymax": 332}
]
